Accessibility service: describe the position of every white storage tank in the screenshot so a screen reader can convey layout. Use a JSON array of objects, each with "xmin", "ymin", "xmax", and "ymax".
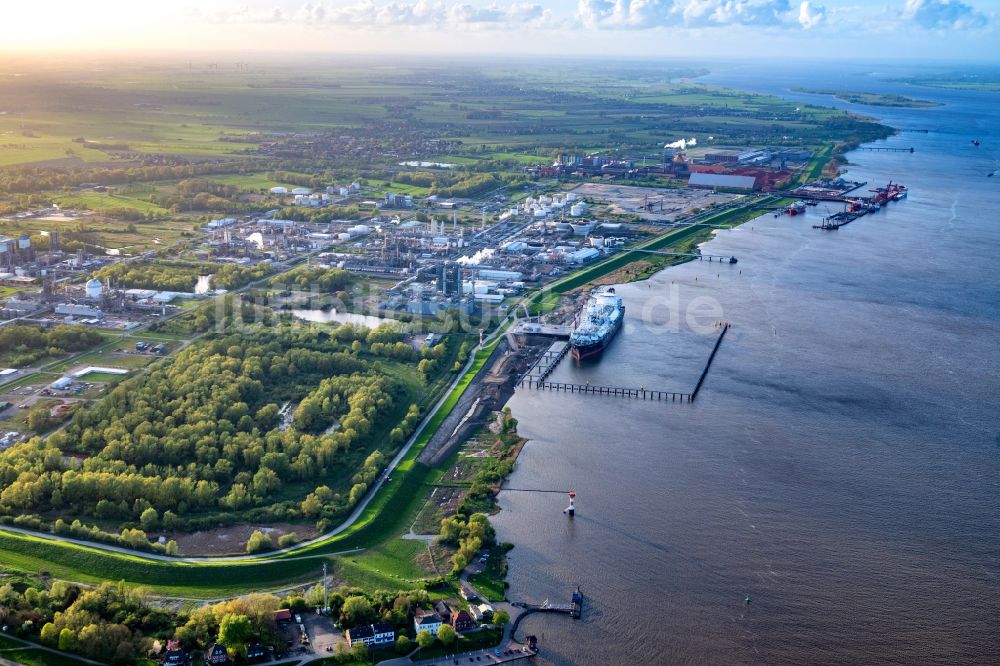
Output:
[{"xmin": 85, "ymin": 278, "xmax": 103, "ymax": 299}]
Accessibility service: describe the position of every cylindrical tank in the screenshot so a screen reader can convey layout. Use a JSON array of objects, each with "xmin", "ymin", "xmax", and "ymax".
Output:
[{"xmin": 85, "ymin": 278, "xmax": 103, "ymax": 299}]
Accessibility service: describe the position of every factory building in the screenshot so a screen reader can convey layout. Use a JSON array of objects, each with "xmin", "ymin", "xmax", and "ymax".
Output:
[
  {"xmin": 569, "ymin": 247, "xmax": 600, "ymax": 264},
  {"xmin": 688, "ymin": 173, "xmax": 757, "ymax": 191},
  {"xmin": 55, "ymin": 304, "xmax": 101, "ymax": 319}
]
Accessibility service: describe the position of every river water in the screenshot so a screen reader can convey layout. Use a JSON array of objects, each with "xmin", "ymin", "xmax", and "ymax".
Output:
[{"xmin": 493, "ymin": 63, "xmax": 1000, "ymax": 664}]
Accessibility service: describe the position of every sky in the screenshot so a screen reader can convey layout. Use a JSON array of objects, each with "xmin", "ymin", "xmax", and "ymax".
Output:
[{"xmin": 0, "ymin": 0, "xmax": 996, "ymax": 60}]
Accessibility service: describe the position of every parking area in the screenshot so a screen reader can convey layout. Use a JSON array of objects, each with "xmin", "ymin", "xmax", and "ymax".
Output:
[{"xmin": 302, "ymin": 612, "xmax": 342, "ymax": 655}]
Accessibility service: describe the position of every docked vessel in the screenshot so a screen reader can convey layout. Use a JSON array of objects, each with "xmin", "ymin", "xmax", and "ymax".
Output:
[
  {"xmin": 786, "ymin": 201, "xmax": 807, "ymax": 216},
  {"xmin": 570, "ymin": 287, "xmax": 624, "ymax": 361}
]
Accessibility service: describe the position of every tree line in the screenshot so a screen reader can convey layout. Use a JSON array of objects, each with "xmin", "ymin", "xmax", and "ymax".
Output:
[
  {"xmin": 93, "ymin": 260, "xmax": 272, "ymax": 292},
  {"xmin": 0, "ymin": 324, "xmax": 104, "ymax": 368}
]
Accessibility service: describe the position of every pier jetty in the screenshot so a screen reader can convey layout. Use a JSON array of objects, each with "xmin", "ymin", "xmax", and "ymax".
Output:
[
  {"xmin": 519, "ymin": 379, "xmax": 693, "ymax": 402},
  {"xmin": 510, "ymin": 587, "xmax": 585, "ymax": 638},
  {"xmin": 520, "ymin": 323, "xmax": 731, "ymax": 403}
]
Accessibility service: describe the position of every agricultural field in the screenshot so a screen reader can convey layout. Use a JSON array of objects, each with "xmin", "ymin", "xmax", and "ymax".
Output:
[{"xmin": 0, "ymin": 61, "xmax": 888, "ymax": 182}]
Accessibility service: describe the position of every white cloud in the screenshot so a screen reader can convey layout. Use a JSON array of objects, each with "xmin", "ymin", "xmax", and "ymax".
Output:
[
  {"xmin": 577, "ymin": 0, "xmax": 675, "ymax": 29},
  {"xmin": 188, "ymin": 1, "xmax": 552, "ymax": 28},
  {"xmin": 798, "ymin": 1, "xmax": 824, "ymax": 28},
  {"xmin": 904, "ymin": 0, "xmax": 987, "ymax": 29},
  {"xmin": 186, "ymin": 5, "xmax": 290, "ymax": 23},
  {"xmin": 577, "ymin": 0, "xmax": 826, "ymax": 29},
  {"xmin": 679, "ymin": 0, "xmax": 791, "ymax": 26}
]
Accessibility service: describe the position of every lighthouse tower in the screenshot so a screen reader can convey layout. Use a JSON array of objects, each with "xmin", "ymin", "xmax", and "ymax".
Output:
[{"xmin": 564, "ymin": 491, "xmax": 576, "ymax": 517}]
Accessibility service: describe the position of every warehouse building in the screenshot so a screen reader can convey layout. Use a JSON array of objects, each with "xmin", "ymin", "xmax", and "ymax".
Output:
[{"xmin": 688, "ymin": 173, "xmax": 757, "ymax": 191}]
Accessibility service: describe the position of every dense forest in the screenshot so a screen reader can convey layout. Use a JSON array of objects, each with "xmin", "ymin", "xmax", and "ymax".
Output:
[
  {"xmin": 271, "ymin": 266, "xmax": 354, "ymax": 293},
  {"xmin": 0, "ymin": 324, "xmax": 104, "ymax": 367},
  {"xmin": 0, "ymin": 323, "xmax": 453, "ymax": 546}
]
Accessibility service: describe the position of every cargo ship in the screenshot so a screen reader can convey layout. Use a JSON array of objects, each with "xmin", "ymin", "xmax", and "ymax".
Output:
[
  {"xmin": 786, "ymin": 201, "xmax": 807, "ymax": 216},
  {"xmin": 570, "ymin": 287, "xmax": 624, "ymax": 361}
]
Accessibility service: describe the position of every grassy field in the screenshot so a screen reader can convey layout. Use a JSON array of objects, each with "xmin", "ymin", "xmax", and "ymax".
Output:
[
  {"xmin": 74, "ymin": 371, "xmax": 130, "ymax": 383},
  {"xmin": 0, "ymin": 372, "xmax": 59, "ymax": 392},
  {"xmin": 202, "ymin": 173, "xmax": 305, "ymax": 191},
  {"xmin": 488, "ymin": 152, "xmax": 551, "ymax": 165},
  {"xmin": 0, "ymin": 635, "xmax": 92, "ymax": 666},
  {"xmin": 381, "ymin": 182, "xmax": 431, "ymax": 196},
  {"xmin": 54, "ymin": 191, "xmax": 169, "ymax": 215},
  {"xmin": 46, "ymin": 350, "xmax": 149, "ymax": 373}
]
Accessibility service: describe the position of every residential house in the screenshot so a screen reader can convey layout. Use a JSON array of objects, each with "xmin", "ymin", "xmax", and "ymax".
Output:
[
  {"xmin": 345, "ymin": 625, "xmax": 375, "ymax": 647},
  {"xmin": 162, "ymin": 639, "xmax": 191, "ymax": 666},
  {"xmin": 347, "ymin": 623, "xmax": 395, "ymax": 648},
  {"xmin": 470, "ymin": 603, "xmax": 494, "ymax": 623},
  {"xmin": 272, "ymin": 609, "xmax": 292, "ymax": 624},
  {"xmin": 451, "ymin": 609, "xmax": 475, "ymax": 633},
  {"xmin": 434, "ymin": 600, "xmax": 452, "ymax": 623},
  {"xmin": 203, "ymin": 643, "xmax": 228, "ymax": 666},
  {"xmin": 477, "ymin": 604, "xmax": 494, "ymax": 623},
  {"xmin": 245, "ymin": 641, "xmax": 266, "ymax": 662},
  {"xmin": 371, "ymin": 622, "xmax": 395, "ymax": 646},
  {"xmin": 413, "ymin": 609, "xmax": 443, "ymax": 636}
]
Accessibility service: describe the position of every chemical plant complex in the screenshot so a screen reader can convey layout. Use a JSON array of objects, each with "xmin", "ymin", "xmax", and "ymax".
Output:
[{"xmin": 0, "ymin": 143, "xmax": 812, "ymax": 333}]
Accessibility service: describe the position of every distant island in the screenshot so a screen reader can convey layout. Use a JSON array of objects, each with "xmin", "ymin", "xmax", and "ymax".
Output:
[
  {"xmin": 792, "ymin": 88, "xmax": 943, "ymax": 108},
  {"xmin": 892, "ymin": 78, "xmax": 1000, "ymax": 93}
]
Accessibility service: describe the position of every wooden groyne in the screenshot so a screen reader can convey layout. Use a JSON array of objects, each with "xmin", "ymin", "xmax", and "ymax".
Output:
[{"xmin": 691, "ymin": 322, "xmax": 730, "ymax": 400}]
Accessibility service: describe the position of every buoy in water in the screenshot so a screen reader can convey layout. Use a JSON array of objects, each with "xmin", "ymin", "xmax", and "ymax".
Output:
[
  {"xmin": 745, "ymin": 594, "xmax": 752, "ymax": 604},
  {"xmin": 564, "ymin": 491, "xmax": 576, "ymax": 517}
]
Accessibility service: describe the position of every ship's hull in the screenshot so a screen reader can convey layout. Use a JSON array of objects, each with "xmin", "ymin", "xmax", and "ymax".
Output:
[{"xmin": 571, "ymin": 310, "xmax": 623, "ymax": 361}]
